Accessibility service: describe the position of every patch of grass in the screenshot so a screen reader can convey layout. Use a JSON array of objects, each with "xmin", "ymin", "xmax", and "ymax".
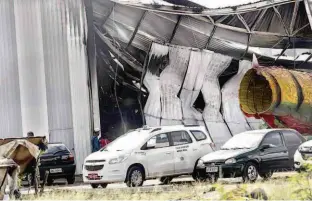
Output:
[{"xmin": 22, "ymin": 173, "xmax": 312, "ymax": 200}]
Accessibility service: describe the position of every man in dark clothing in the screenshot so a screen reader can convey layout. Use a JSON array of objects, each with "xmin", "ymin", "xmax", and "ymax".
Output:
[{"xmin": 91, "ymin": 128, "xmax": 100, "ymax": 152}]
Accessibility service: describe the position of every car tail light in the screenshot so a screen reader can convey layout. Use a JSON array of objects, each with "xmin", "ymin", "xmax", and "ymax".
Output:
[
  {"xmin": 68, "ymin": 154, "xmax": 74, "ymax": 161},
  {"xmin": 62, "ymin": 154, "xmax": 74, "ymax": 161}
]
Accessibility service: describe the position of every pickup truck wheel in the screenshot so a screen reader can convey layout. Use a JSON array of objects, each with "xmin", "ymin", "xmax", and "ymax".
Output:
[
  {"xmin": 91, "ymin": 184, "xmax": 99, "ymax": 188},
  {"xmin": 100, "ymin": 183, "xmax": 108, "ymax": 188},
  {"xmin": 160, "ymin": 176, "xmax": 173, "ymax": 184},
  {"xmin": 242, "ymin": 162, "xmax": 258, "ymax": 183},
  {"xmin": 126, "ymin": 166, "xmax": 144, "ymax": 187},
  {"xmin": 259, "ymin": 172, "xmax": 273, "ymax": 180}
]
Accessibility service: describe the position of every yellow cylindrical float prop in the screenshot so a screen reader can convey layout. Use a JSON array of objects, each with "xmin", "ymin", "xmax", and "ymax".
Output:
[{"xmin": 239, "ymin": 66, "xmax": 312, "ymax": 134}]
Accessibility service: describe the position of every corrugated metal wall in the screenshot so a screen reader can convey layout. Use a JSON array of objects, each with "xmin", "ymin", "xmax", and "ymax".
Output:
[
  {"xmin": 41, "ymin": 0, "xmax": 75, "ymax": 152},
  {"xmin": 0, "ymin": 0, "xmax": 93, "ymax": 174},
  {"xmin": 0, "ymin": 1, "xmax": 23, "ymax": 138},
  {"xmin": 14, "ymin": 0, "xmax": 50, "ymax": 137}
]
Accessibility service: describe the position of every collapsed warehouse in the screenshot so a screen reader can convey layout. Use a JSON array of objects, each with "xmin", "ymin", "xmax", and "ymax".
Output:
[
  {"xmin": 93, "ymin": 0, "xmax": 312, "ymax": 147},
  {"xmin": 1, "ymin": 0, "xmax": 312, "ymax": 174}
]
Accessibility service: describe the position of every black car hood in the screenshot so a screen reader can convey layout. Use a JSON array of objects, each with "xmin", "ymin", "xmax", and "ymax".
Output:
[{"xmin": 201, "ymin": 149, "xmax": 253, "ymax": 162}]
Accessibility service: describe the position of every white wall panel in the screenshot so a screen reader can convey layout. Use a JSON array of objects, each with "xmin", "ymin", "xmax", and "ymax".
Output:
[
  {"xmin": 40, "ymin": 0, "xmax": 74, "ymax": 151},
  {"xmin": 66, "ymin": 0, "xmax": 92, "ymax": 174},
  {"xmin": 14, "ymin": 0, "xmax": 49, "ymax": 137},
  {"xmin": 144, "ymin": 43, "xmax": 169, "ymax": 126},
  {"xmin": 0, "ymin": 0, "xmax": 23, "ymax": 138},
  {"xmin": 201, "ymin": 53, "xmax": 232, "ymax": 149},
  {"xmin": 160, "ymin": 46, "xmax": 190, "ymax": 125},
  {"xmin": 0, "ymin": 0, "xmax": 93, "ymax": 174},
  {"xmin": 180, "ymin": 51, "xmax": 212, "ymax": 125},
  {"xmin": 144, "ymin": 71, "xmax": 162, "ymax": 126}
]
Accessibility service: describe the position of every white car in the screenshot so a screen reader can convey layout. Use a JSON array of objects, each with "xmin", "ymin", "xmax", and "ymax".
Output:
[
  {"xmin": 83, "ymin": 125, "xmax": 214, "ymax": 188},
  {"xmin": 294, "ymin": 139, "xmax": 312, "ymax": 171}
]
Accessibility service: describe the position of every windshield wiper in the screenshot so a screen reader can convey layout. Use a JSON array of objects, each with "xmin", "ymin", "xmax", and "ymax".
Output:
[
  {"xmin": 221, "ymin": 148, "xmax": 230, "ymax": 150},
  {"xmin": 231, "ymin": 147, "xmax": 250, "ymax": 150}
]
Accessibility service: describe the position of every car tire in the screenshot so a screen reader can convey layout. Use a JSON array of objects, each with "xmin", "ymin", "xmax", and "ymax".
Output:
[
  {"xmin": 259, "ymin": 171, "xmax": 273, "ymax": 180},
  {"xmin": 100, "ymin": 183, "xmax": 108, "ymax": 188},
  {"xmin": 91, "ymin": 184, "xmax": 99, "ymax": 189},
  {"xmin": 47, "ymin": 178, "xmax": 54, "ymax": 186},
  {"xmin": 67, "ymin": 175, "xmax": 75, "ymax": 184},
  {"xmin": 192, "ymin": 170, "xmax": 208, "ymax": 182},
  {"xmin": 126, "ymin": 166, "xmax": 144, "ymax": 187},
  {"xmin": 242, "ymin": 162, "xmax": 259, "ymax": 183},
  {"xmin": 160, "ymin": 176, "xmax": 173, "ymax": 185}
]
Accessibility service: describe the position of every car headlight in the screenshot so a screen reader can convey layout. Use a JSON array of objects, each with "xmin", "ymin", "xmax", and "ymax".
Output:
[
  {"xmin": 109, "ymin": 154, "xmax": 129, "ymax": 164},
  {"xmin": 197, "ymin": 159, "xmax": 204, "ymax": 167},
  {"xmin": 225, "ymin": 158, "xmax": 236, "ymax": 164}
]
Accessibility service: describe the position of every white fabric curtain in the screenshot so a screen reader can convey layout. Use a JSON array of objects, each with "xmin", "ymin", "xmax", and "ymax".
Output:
[
  {"xmin": 160, "ymin": 46, "xmax": 191, "ymax": 125},
  {"xmin": 143, "ymin": 43, "xmax": 169, "ymax": 126},
  {"xmin": 201, "ymin": 53, "xmax": 232, "ymax": 149},
  {"xmin": 221, "ymin": 60, "xmax": 263, "ymax": 133}
]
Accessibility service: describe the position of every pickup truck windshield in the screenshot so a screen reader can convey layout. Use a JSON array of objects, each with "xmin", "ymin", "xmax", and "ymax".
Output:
[{"xmin": 221, "ymin": 132, "xmax": 266, "ymax": 150}]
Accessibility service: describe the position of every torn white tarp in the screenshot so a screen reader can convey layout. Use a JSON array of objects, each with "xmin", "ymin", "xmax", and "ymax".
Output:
[
  {"xmin": 201, "ymin": 52, "xmax": 233, "ymax": 149},
  {"xmin": 160, "ymin": 46, "xmax": 190, "ymax": 126},
  {"xmin": 221, "ymin": 60, "xmax": 263, "ymax": 134}
]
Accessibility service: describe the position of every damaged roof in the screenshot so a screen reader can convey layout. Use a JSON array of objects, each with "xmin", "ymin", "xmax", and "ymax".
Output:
[{"xmin": 92, "ymin": 0, "xmax": 312, "ymax": 74}]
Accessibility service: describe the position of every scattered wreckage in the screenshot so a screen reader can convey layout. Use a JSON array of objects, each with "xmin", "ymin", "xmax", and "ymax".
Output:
[{"xmin": 0, "ymin": 137, "xmax": 47, "ymax": 200}]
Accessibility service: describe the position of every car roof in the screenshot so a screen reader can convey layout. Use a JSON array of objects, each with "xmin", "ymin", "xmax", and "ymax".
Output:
[
  {"xmin": 242, "ymin": 128, "xmax": 298, "ymax": 134},
  {"xmin": 127, "ymin": 125, "xmax": 207, "ymax": 137},
  {"xmin": 48, "ymin": 143, "xmax": 66, "ymax": 146}
]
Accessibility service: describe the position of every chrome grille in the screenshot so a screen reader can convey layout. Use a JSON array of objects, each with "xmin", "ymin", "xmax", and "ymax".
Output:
[
  {"xmin": 204, "ymin": 162, "xmax": 224, "ymax": 166},
  {"xmin": 85, "ymin": 165, "xmax": 104, "ymax": 171}
]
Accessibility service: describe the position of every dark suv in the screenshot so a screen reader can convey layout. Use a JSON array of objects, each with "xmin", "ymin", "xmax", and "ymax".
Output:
[
  {"xmin": 39, "ymin": 143, "xmax": 76, "ymax": 185},
  {"xmin": 195, "ymin": 129, "xmax": 305, "ymax": 182}
]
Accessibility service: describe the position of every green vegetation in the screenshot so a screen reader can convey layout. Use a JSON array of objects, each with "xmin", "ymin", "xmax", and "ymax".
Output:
[{"xmin": 21, "ymin": 168, "xmax": 312, "ymax": 200}]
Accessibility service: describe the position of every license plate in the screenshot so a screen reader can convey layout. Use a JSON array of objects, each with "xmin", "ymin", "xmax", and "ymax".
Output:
[
  {"xmin": 206, "ymin": 166, "xmax": 218, "ymax": 173},
  {"xmin": 50, "ymin": 168, "xmax": 62, "ymax": 173},
  {"xmin": 88, "ymin": 174, "xmax": 100, "ymax": 180}
]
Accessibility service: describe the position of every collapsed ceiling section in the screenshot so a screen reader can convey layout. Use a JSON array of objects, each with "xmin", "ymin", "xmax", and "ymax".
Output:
[{"xmin": 93, "ymin": 0, "xmax": 312, "ymax": 73}]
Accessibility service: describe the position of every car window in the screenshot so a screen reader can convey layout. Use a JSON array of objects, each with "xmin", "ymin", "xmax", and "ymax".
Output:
[
  {"xmin": 147, "ymin": 133, "xmax": 170, "ymax": 149},
  {"xmin": 45, "ymin": 144, "xmax": 69, "ymax": 154},
  {"xmin": 171, "ymin": 131, "xmax": 192, "ymax": 146},
  {"xmin": 261, "ymin": 132, "xmax": 283, "ymax": 147},
  {"xmin": 190, "ymin": 130, "xmax": 207, "ymax": 141},
  {"xmin": 283, "ymin": 131, "xmax": 302, "ymax": 146}
]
